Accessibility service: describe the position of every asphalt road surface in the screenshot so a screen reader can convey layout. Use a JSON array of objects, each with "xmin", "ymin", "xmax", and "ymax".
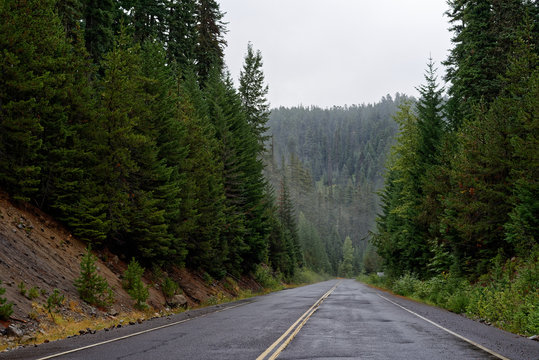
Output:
[{"xmin": 2, "ymin": 279, "xmax": 538, "ymax": 359}]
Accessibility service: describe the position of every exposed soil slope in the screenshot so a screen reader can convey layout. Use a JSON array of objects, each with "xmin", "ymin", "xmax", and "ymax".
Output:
[{"xmin": 0, "ymin": 191, "xmax": 262, "ymax": 342}]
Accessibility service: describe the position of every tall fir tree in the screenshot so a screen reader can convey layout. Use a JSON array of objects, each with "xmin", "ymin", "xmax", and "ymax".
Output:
[
  {"xmin": 0, "ymin": 0, "xmax": 73, "ymax": 202},
  {"xmin": 195, "ymin": 0, "xmax": 227, "ymax": 85},
  {"xmin": 166, "ymin": 0, "xmax": 198, "ymax": 69},
  {"xmin": 118, "ymin": 0, "xmax": 167, "ymax": 44},
  {"xmin": 239, "ymin": 42, "xmax": 271, "ymax": 152},
  {"xmin": 177, "ymin": 69, "xmax": 227, "ymax": 275},
  {"xmin": 444, "ymin": 0, "xmax": 533, "ymax": 129},
  {"xmin": 442, "ymin": 32, "xmax": 538, "ymax": 275},
  {"xmin": 82, "ymin": 0, "xmax": 117, "ymax": 62}
]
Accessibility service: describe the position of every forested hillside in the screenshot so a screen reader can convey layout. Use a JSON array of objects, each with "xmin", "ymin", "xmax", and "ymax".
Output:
[
  {"xmin": 370, "ymin": 0, "xmax": 538, "ymax": 335},
  {"xmin": 266, "ymin": 94, "xmax": 411, "ymax": 275},
  {"xmin": 0, "ymin": 0, "xmax": 301, "ymax": 281}
]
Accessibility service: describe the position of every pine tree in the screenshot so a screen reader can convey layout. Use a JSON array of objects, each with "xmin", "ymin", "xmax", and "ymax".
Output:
[
  {"xmin": 178, "ymin": 69, "xmax": 227, "ymax": 275},
  {"xmin": 166, "ymin": 0, "xmax": 198, "ymax": 68},
  {"xmin": 0, "ymin": 0, "xmax": 75, "ymax": 202},
  {"xmin": 373, "ymin": 102, "xmax": 429, "ymax": 277},
  {"xmin": 0, "ymin": 281, "xmax": 13, "ymax": 321},
  {"xmin": 74, "ymin": 247, "xmax": 114, "ymax": 308},
  {"xmin": 415, "ymin": 57, "xmax": 445, "ymax": 171},
  {"xmin": 338, "ymin": 236, "xmax": 354, "ymax": 278},
  {"xmin": 444, "ymin": 0, "xmax": 532, "ymax": 129},
  {"xmin": 123, "ymin": 258, "xmax": 149, "ymax": 309},
  {"xmin": 118, "ymin": 0, "xmax": 167, "ymax": 44},
  {"xmin": 195, "ymin": 0, "xmax": 227, "ymax": 85},
  {"xmin": 56, "ymin": 0, "xmax": 84, "ymax": 40},
  {"xmin": 139, "ymin": 40, "xmax": 189, "ymax": 264},
  {"xmin": 239, "ymin": 42, "xmax": 271, "ymax": 152},
  {"xmin": 277, "ymin": 175, "xmax": 301, "ymax": 270},
  {"xmin": 85, "ymin": 28, "xmax": 172, "ymax": 261},
  {"xmin": 204, "ymin": 69, "xmax": 270, "ymax": 274},
  {"xmin": 82, "ymin": 0, "xmax": 116, "ymax": 61},
  {"xmin": 442, "ymin": 35, "xmax": 537, "ymax": 274}
]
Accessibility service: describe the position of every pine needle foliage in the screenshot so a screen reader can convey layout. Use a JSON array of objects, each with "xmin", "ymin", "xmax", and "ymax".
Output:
[
  {"xmin": 74, "ymin": 246, "xmax": 114, "ymax": 308},
  {"xmin": 0, "ymin": 281, "xmax": 13, "ymax": 321}
]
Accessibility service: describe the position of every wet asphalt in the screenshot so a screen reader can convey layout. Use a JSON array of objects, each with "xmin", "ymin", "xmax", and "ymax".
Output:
[{"xmin": 2, "ymin": 279, "xmax": 538, "ymax": 360}]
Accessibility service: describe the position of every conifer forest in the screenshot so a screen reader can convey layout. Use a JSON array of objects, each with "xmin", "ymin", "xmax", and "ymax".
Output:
[{"xmin": 0, "ymin": 0, "xmax": 537, "ymax": 307}]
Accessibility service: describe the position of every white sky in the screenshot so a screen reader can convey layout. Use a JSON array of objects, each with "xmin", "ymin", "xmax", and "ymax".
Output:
[{"xmin": 220, "ymin": 0, "xmax": 452, "ymax": 108}]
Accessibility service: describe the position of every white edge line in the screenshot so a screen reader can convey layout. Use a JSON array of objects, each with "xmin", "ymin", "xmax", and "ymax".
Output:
[
  {"xmin": 35, "ymin": 302, "xmax": 250, "ymax": 360},
  {"xmin": 377, "ymin": 294, "xmax": 510, "ymax": 360}
]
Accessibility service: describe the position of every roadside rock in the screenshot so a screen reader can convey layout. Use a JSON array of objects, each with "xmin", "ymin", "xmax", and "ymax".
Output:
[
  {"xmin": 167, "ymin": 294, "xmax": 187, "ymax": 308},
  {"xmin": 6, "ymin": 324, "xmax": 24, "ymax": 337}
]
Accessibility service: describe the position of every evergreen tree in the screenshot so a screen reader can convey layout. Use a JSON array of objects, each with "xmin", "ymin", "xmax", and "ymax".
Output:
[
  {"xmin": 195, "ymin": 0, "xmax": 227, "ymax": 85},
  {"xmin": 373, "ymin": 103, "xmax": 429, "ymax": 277},
  {"xmin": 83, "ymin": 29, "xmax": 172, "ymax": 261},
  {"xmin": 415, "ymin": 57, "xmax": 445, "ymax": 171},
  {"xmin": 204, "ymin": 69, "xmax": 270, "ymax": 274},
  {"xmin": 239, "ymin": 42, "xmax": 271, "ymax": 152},
  {"xmin": 0, "ymin": 0, "xmax": 73, "ymax": 202},
  {"xmin": 82, "ymin": 0, "xmax": 116, "ymax": 62},
  {"xmin": 118, "ymin": 0, "xmax": 167, "ymax": 44},
  {"xmin": 503, "ymin": 37, "xmax": 539, "ymax": 257},
  {"xmin": 177, "ymin": 69, "xmax": 227, "ymax": 275},
  {"xmin": 166, "ymin": 0, "xmax": 198, "ymax": 69},
  {"xmin": 139, "ymin": 40, "xmax": 189, "ymax": 264},
  {"xmin": 0, "ymin": 281, "xmax": 13, "ymax": 321},
  {"xmin": 444, "ymin": 0, "xmax": 532, "ymax": 129},
  {"xmin": 277, "ymin": 175, "xmax": 301, "ymax": 270},
  {"xmin": 74, "ymin": 247, "xmax": 114, "ymax": 308},
  {"xmin": 56, "ymin": 0, "xmax": 84, "ymax": 40},
  {"xmin": 442, "ymin": 32, "xmax": 538, "ymax": 275},
  {"xmin": 338, "ymin": 236, "xmax": 354, "ymax": 277},
  {"xmin": 122, "ymin": 258, "xmax": 149, "ymax": 309}
]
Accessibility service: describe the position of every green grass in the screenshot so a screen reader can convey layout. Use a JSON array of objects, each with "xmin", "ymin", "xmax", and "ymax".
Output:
[{"xmin": 358, "ymin": 252, "xmax": 538, "ymax": 336}]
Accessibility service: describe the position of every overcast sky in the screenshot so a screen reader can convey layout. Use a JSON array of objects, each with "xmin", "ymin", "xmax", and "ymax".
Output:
[{"xmin": 219, "ymin": 0, "xmax": 452, "ymax": 108}]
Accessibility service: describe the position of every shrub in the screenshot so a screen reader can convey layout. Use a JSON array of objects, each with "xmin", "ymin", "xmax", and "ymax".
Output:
[
  {"xmin": 392, "ymin": 273, "xmax": 420, "ymax": 296},
  {"xmin": 44, "ymin": 289, "xmax": 64, "ymax": 322},
  {"xmin": 74, "ymin": 246, "xmax": 114, "ymax": 308},
  {"xmin": 0, "ymin": 281, "xmax": 13, "ymax": 320},
  {"xmin": 292, "ymin": 268, "xmax": 331, "ymax": 285},
  {"xmin": 18, "ymin": 281, "xmax": 26, "ymax": 296},
  {"xmin": 254, "ymin": 264, "xmax": 281, "ymax": 289},
  {"xmin": 123, "ymin": 258, "xmax": 149, "ymax": 310},
  {"xmin": 28, "ymin": 286, "xmax": 40, "ymax": 300},
  {"xmin": 162, "ymin": 277, "xmax": 179, "ymax": 299}
]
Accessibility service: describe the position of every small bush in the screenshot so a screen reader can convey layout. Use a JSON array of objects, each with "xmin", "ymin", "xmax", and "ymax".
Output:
[
  {"xmin": 392, "ymin": 273, "xmax": 421, "ymax": 296},
  {"xmin": 292, "ymin": 268, "xmax": 331, "ymax": 285},
  {"xmin": 74, "ymin": 246, "xmax": 114, "ymax": 308},
  {"xmin": 18, "ymin": 281, "xmax": 26, "ymax": 296},
  {"xmin": 123, "ymin": 258, "xmax": 149, "ymax": 310},
  {"xmin": 162, "ymin": 277, "xmax": 179, "ymax": 299},
  {"xmin": 254, "ymin": 265, "xmax": 281, "ymax": 289},
  {"xmin": 44, "ymin": 289, "xmax": 64, "ymax": 322},
  {"xmin": 364, "ymin": 251, "xmax": 538, "ymax": 336},
  {"xmin": 28, "ymin": 286, "xmax": 40, "ymax": 300},
  {"xmin": 0, "ymin": 281, "xmax": 13, "ymax": 320}
]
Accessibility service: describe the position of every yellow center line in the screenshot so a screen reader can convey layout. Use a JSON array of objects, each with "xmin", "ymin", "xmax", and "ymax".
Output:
[{"xmin": 257, "ymin": 281, "xmax": 341, "ymax": 360}]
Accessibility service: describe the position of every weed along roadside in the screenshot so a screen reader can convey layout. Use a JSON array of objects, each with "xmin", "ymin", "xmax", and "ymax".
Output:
[
  {"xmin": 358, "ymin": 254, "xmax": 539, "ymax": 339},
  {"xmin": 0, "ymin": 248, "xmax": 330, "ymax": 354}
]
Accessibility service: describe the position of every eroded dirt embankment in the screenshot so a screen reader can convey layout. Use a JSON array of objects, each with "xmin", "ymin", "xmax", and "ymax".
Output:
[{"xmin": 0, "ymin": 191, "xmax": 262, "ymax": 347}]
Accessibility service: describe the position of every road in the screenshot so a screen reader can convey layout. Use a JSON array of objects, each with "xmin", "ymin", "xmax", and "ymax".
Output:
[{"xmin": 2, "ymin": 279, "xmax": 538, "ymax": 359}]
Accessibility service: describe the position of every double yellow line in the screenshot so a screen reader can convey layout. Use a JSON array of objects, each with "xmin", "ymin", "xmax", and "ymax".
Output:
[{"xmin": 257, "ymin": 281, "xmax": 341, "ymax": 360}]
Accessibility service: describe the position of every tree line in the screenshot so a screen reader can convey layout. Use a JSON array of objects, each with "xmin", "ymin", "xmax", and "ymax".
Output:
[
  {"xmin": 0, "ymin": 0, "xmax": 301, "ymax": 279},
  {"xmin": 374, "ymin": 0, "xmax": 538, "ymax": 280},
  {"xmin": 267, "ymin": 94, "xmax": 410, "ymax": 275}
]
